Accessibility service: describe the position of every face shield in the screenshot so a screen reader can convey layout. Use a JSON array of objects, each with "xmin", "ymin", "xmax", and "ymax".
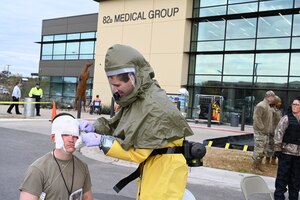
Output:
[
  {"xmin": 51, "ymin": 113, "xmax": 79, "ymax": 149},
  {"xmin": 106, "ymin": 67, "xmax": 137, "ymax": 102}
]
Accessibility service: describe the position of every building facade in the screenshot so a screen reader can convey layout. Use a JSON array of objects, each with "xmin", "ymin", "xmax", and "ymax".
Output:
[
  {"xmin": 38, "ymin": 13, "xmax": 98, "ymax": 108},
  {"xmin": 92, "ymin": 0, "xmax": 300, "ymax": 124}
]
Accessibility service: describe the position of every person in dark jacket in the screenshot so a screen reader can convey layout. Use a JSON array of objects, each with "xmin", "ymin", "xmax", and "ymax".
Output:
[{"xmin": 274, "ymin": 96, "xmax": 300, "ymax": 200}]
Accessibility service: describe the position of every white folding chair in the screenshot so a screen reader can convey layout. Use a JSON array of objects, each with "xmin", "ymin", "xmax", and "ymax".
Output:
[{"xmin": 240, "ymin": 175, "xmax": 274, "ymax": 200}]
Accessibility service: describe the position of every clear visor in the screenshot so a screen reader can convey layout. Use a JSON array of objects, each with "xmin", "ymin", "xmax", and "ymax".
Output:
[{"xmin": 107, "ymin": 71, "xmax": 136, "ymax": 102}]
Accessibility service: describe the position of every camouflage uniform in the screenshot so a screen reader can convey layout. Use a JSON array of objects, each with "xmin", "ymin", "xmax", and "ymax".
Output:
[{"xmin": 253, "ymin": 98, "xmax": 274, "ymax": 163}]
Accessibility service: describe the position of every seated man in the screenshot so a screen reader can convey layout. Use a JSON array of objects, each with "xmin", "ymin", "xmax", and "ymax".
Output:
[{"xmin": 89, "ymin": 95, "xmax": 102, "ymax": 115}]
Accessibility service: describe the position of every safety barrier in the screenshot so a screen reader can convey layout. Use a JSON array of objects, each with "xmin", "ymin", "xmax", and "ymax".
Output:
[{"xmin": 207, "ymin": 140, "xmax": 249, "ymax": 152}]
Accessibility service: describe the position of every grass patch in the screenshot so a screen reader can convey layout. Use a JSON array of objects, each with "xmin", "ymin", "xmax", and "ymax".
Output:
[{"xmin": 204, "ymin": 147, "xmax": 277, "ymax": 177}]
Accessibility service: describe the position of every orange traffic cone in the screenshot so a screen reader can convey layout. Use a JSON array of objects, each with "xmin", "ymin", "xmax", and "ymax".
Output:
[{"xmin": 52, "ymin": 101, "xmax": 57, "ymax": 121}]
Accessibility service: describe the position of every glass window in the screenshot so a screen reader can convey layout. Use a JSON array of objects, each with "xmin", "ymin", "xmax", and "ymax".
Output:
[
  {"xmin": 199, "ymin": 0, "xmax": 227, "ymax": 7},
  {"xmin": 197, "ymin": 41, "xmax": 224, "ymax": 51},
  {"xmin": 81, "ymin": 32, "xmax": 96, "ymax": 39},
  {"xmin": 292, "ymin": 37, "xmax": 300, "ymax": 48},
  {"xmin": 296, "ymin": 0, "xmax": 300, "ymax": 8},
  {"xmin": 225, "ymin": 39, "xmax": 255, "ymax": 50},
  {"xmin": 223, "ymin": 76, "xmax": 253, "ymax": 84},
  {"xmin": 226, "ymin": 18, "xmax": 256, "ymax": 39},
  {"xmin": 51, "ymin": 76, "xmax": 63, "ymax": 83},
  {"xmin": 195, "ymin": 55, "xmax": 223, "ymax": 74},
  {"xmin": 289, "ymin": 77, "xmax": 300, "ymax": 89},
  {"xmin": 198, "ymin": 21, "xmax": 225, "ymax": 40},
  {"xmin": 228, "ymin": 3, "xmax": 258, "ymax": 14},
  {"xmin": 194, "ymin": 75, "xmax": 222, "ymax": 86},
  {"xmin": 259, "ymin": 0, "xmax": 293, "ymax": 11},
  {"xmin": 50, "ymin": 83, "xmax": 63, "ymax": 96},
  {"xmin": 66, "ymin": 42, "xmax": 79, "ymax": 60},
  {"xmin": 223, "ymin": 54, "xmax": 254, "ymax": 75},
  {"xmin": 67, "ymin": 33, "xmax": 80, "ymax": 40},
  {"xmin": 229, "ymin": 0, "xmax": 258, "ymax": 3},
  {"xmin": 54, "ymin": 34, "xmax": 67, "ymax": 41},
  {"xmin": 43, "ymin": 35, "xmax": 54, "ymax": 42},
  {"xmin": 53, "ymin": 43, "xmax": 66, "ymax": 55},
  {"xmin": 254, "ymin": 77, "xmax": 288, "ymax": 88},
  {"xmin": 63, "ymin": 77, "xmax": 77, "ymax": 83},
  {"xmin": 293, "ymin": 14, "xmax": 300, "ymax": 36},
  {"xmin": 199, "ymin": 6, "xmax": 226, "ymax": 17},
  {"xmin": 63, "ymin": 83, "xmax": 76, "ymax": 97},
  {"xmin": 255, "ymin": 53, "xmax": 289, "ymax": 76},
  {"xmin": 258, "ymin": 15, "xmax": 292, "ymax": 38},
  {"xmin": 42, "ymin": 55, "xmax": 52, "ymax": 60},
  {"xmin": 42, "ymin": 44, "xmax": 53, "ymax": 55},
  {"xmin": 80, "ymin": 41, "xmax": 94, "ymax": 54},
  {"xmin": 257, "ymin": 38, "xmax": 290, "ymax": 50},
  {"xmin": 290, "ymin": 53, "xmax": 300, "ymax": 76}
]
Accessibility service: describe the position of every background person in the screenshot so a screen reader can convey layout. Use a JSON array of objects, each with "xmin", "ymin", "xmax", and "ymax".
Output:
[
  {"xmin": 88, "ymin": 94, "xmax": 101, "ymax": 115},
  {"xmin": 266, "ymin": 95, "xmax": 282, "ymax": 165},
  {"xmin": 252, "ymin": 90, "xmax": 276, "ymax": 172},
  {"xmin": 274, "ymin": 97, "xmax": 300, "ymax": 200},
  {"xmin": 77, "ymin": 44, "xmax": 194, "ymax": 200},
  {"xmin": 29, "ymin": 82, "xmax": 43, "ymax": 116},
  {"xmin": 19, "ymin": 113, "xmax": 93, "ymax": 200},
  {"xmin": 7, "ymin": 81, "xmax": 22, "ymax": 115}
]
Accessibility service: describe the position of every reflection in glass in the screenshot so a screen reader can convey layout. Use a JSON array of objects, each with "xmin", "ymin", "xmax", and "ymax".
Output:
[
  {"xmin": 80, "ymin": 42, "xmax": 94, "ymax": 54},
  {"xmin": 194, "ymin": 75, "xmax": 221, "ymax": 86},
  {"xmin": 53, "ymin": 43, "xmax": 66, "ymax": 55},
  {"xmin": 226, "ymin": 18, "xmax": 256, "ymax": 39},
  {"xmin": 223, "ymin": 54, "xmax": 254, "ymax": 75},
  {"xmin": 66, "ymin": 42, "xmax": 79, "ymax": 55},
  {"xmin": 81, "ymin": 32, "xmax": 96, "ymax": 39},
  {"xmin": 258, "ymin": 15, "xmax": 292, "ymax": 38},
  {"xmin": 54, "ymin": 34, "xmax": 67, "ymax": 41},
  {"xmin": 43, "ymin": 35, "xmax": 54, "ymax": 42},
  {"xmin": 229, "ymin": 0, "xmax": 258, "ymax": 4},
  {"xmin": 293, "ymin": 15, "xmax": 300, "ymax": 36},
  {"xmin": 50, "ymin": 83, "xmax": 63, "ymax": 96},
  {"xmin": 67, "ymin": 33, "xmax": 80, "ymax": 40},
  {"xmin": 51, "ymin": 76, "xmax": 63, "ymax": 83},
  {"xmin": 63, "ymin": 83, "xmax": 76, "ymax": 97},
  {"xmin": 223, "ymin": 76, "xmax": 252, "ymax": 85},
  {"xmin": 289, "ymin": 77, "xmax": 300, "ymax": 89},
  {"xmin": 256, "ymin": 53, "xmax": 289, "ymax": 76},
  {"xmin": 197, "ymin": 41, "xmax": 224, "ymax": 51},
  {"xmin": 259, "ymin": 0, "xmax": 293, "ymax": 11},
  {"xmin": 42, "ymin": 44, "xmax": 53, "ymax": 56},
  {"xmin": 199, "ymin": 6, "xmax": 226, "ymax": 17},
  {"xmin": 228, "ymin": 3, "xmax": 258, "ymax": 14},
  {"xmin": 225, "ymin": 39, "xmax": 255, "ymax": 50},
  {"xmin": 254, "ymin": 77, "xmax": 288, "ymax": 88},
  {"xmin": 290, "ymin": 53, "xmax": 300, "ymax": 76},
  {"xmin": 198, "ymin": 21, "xmax": 225, "ymax": 40},
  {"xmin": 195, "ymin": 55, "xmax": 223, "ymax": 74},
  {"xmin": 64, "ymin": 77, "xmax": 77, "ymax": 83},
  {"xmin": 200, "ymin": 0, "xmax": 226, "ymax": 7},
  {"xmin": 257, "ymin": 38, "xmax": 290, "ymax": 50}
]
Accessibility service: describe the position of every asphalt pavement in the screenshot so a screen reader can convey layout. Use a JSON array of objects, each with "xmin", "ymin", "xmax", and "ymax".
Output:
[{"xmin": 0, "ymin": 105, "xmax": 276, "ymax": 198}]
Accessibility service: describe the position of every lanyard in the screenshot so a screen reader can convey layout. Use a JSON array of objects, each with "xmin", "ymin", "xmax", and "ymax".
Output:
[{"xmin": 53, "ymin": 150, "xmax": 74, "ymax": 196}]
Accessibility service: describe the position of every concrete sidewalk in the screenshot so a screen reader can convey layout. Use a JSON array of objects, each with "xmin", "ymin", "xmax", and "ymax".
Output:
[{"xmin": 0, "ymin": 105, "xmax": 276, "ymax": 193}]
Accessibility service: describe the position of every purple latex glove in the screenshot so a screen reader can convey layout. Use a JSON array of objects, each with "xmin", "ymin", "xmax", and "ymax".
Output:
[
  {"xmin": 79, "ymin": 120, "xmax": 95, "ymax": 132},
  {"xmin": 80, "ymin": 132, "xmax": 102, "ymax": 147}
]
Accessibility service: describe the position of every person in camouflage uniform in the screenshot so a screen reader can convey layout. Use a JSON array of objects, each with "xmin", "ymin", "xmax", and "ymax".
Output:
[
  {"xmin": 265, "ymin": 95, "xmax": 282, "ymax": 165},
  {"xmin": 252, "ymin": 90, "xmax": 276, "ymax": 172},
  {"xmin": 274, "ymin": 96, "xmax": 300, "ymax": 200}
]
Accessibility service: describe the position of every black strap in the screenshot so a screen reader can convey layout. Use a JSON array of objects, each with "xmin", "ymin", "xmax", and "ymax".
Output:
[
  {"xmin": 113, "ymin": 164, "xmax": 142, "ymax": 193},
  {"xmin": 113, "ymin": 146, "xmax": 183, "ymax": 193}
]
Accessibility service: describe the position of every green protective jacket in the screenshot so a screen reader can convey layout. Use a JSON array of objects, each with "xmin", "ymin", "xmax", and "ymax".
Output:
[{"xmin": 94, "ymin": 44, "xmax": 193, "ymax": 150}]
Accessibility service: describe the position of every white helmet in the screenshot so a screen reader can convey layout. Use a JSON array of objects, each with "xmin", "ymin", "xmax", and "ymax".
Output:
[{"xmin": 51, "ymin": 113, "xmax": 79, "ymax": 149}]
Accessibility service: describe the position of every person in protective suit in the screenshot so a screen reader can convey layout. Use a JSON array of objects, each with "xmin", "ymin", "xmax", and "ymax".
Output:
[{"xmin": 76, "ymin": 44, "xmax": 194, "ymax": 200}]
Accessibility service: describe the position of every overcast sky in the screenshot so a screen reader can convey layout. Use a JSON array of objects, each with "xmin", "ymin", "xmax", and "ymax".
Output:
[{"xmin": 0, "ymin": 0, "xmax": 99, "ymax": 77}]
